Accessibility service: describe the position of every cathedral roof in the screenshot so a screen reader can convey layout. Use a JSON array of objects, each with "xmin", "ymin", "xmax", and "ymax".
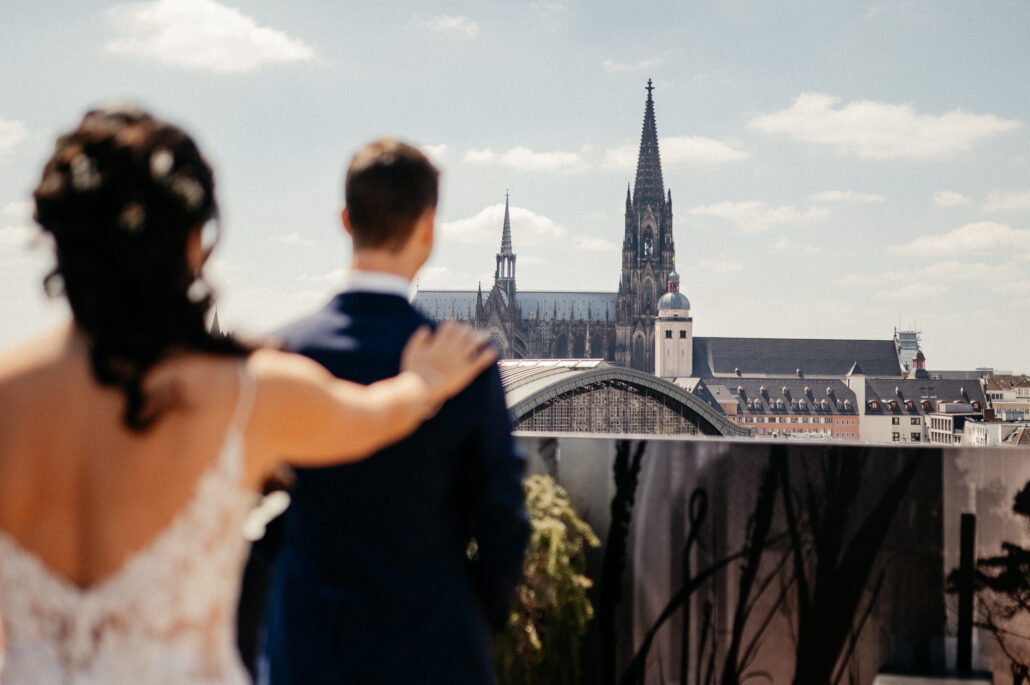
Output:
[
  {"xmin": 412, "ymin": 288, "xmax": 618, "ymax": 323},
  {"xmin": 632, "ymin": 79, "xmax": 665, "ymax": 213},
  {"xmin": 411, "ymin": 290, "xmax": 477, "ymax": 321},
  {"xmin": 516, "ymin": 291, "xmax": 616, "ymax": 322},
  {"xmin": 692, "ymin": 337, "xmax": 904, "ymax": 379}
]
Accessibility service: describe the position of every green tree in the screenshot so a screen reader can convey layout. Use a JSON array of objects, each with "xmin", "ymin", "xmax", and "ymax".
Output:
[{"xmin": 495, "ymin": 474, "xmax": 601, "ymax": 685}]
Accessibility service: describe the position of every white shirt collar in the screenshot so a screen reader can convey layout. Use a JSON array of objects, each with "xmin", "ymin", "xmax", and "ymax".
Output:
[{"xmin": 342, "ymin": 269, "xmax": 413, "ymax": 300}]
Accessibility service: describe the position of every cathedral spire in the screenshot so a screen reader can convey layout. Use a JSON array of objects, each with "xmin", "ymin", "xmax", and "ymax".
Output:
[
  {"xmin": 500, "ymin": 189, "xmax": 513, "ymax": 255},
  {"xmin": 632, "ymin": 78, "xmax": 665, "ymax": 212},
  {"xmin": 494, "ymin": 190, "xmax": 516, "ymax": 300}
]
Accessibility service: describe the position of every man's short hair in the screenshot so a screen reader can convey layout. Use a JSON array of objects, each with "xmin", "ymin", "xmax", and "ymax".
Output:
[{"xmin": 345, "ymin": 139, "xmax": 439, "ymax": 250}]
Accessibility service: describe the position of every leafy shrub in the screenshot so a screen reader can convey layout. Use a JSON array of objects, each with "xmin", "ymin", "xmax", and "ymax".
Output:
[{"xmin": 495, "ymin": 474, "xmax": 601, "ymax": 685}]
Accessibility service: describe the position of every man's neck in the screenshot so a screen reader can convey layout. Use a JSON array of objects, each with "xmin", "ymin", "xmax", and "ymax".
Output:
[{"xmin": 351, "ymin": 251, "xmax": 417, "ymax": 281}]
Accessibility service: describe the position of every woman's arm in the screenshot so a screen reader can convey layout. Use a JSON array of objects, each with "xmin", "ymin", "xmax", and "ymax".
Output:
[{"xmin": 246, "ymin": 322, "xmax": 495, "ymax": 477}]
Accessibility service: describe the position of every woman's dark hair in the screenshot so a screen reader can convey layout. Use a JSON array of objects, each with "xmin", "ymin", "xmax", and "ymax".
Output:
[{"xmin": 33, "ymin": 105, "xmax": 251, "ymax": 431}]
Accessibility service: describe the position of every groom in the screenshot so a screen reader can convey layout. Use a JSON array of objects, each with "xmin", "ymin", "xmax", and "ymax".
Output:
[{"xmin": 262, "ymin": 139, "xmax": 529, "ymax": 684}]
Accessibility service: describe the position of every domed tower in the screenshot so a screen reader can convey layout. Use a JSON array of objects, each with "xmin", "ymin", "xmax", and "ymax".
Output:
[{"xmin": 654, "ymin": 270, "xmax": 692, "ymax": 377}]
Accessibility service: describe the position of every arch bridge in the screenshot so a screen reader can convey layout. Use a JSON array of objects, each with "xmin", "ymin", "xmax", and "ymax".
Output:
[{"xmin": 500, "ymin": 360, "xmax": 748, "ymax": 437}]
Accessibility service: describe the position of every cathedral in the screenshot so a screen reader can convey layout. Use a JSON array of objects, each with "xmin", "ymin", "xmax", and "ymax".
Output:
[{"xmin": 413, "ymin": 79, "xmax": 672, "ymax": 372}]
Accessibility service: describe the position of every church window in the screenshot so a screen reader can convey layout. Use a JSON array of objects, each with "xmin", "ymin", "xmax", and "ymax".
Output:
[
  {"xmin": 642, "ymin": 230, "xmax": 654, "ymax": 257},
  {"xmin": 572, "ymin": 333, "xmax": 586, "ymax": 357},
  {"xmin": 679, "ymin": 330, "xmax": 686, "ymax": 339}
]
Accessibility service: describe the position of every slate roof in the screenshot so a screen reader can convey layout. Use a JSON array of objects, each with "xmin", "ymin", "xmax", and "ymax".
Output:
[
  {"xmin": 669, "ymin": 377, "xmax": 722, "ymax": 412},
  {"xmin": 516, "ymin": 291, "xmax": 616, "ymax": 322},
  {"xmin": 411, "ymin": 290, "xmax": 477, "ymax": 321},
  {"xmin": 705, "ymin": 378, "xmax": 858, "ymax": 416},
  {"xmin": 412, "ymin": 289, "xmax": 618, "ymax": 323},
  {"xmin": 929, "ymin": 370, "xmax": 990, "ymax": 381},
  {"xmin": 863, "ymin": 378, "xmax": 986, "ymax": 414},
  {"xmin": 691, "ymin": 337, "xmax": 903, "ymax": 379}
]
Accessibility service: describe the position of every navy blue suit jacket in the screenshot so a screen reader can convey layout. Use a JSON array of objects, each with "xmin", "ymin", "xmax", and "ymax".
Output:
[{"xmin": 263, "ymin": 292, "xmax": 529, "ymax": 685}]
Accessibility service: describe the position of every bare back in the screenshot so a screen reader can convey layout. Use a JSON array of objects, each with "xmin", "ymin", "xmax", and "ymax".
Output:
[{"xmin": 0, "ymin": 325, "xmax": 249, "ymax": 590}]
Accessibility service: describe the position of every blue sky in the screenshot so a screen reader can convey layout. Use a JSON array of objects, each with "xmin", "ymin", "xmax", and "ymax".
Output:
[{"xmin": 2, "ymin": 0, "xmax": 1029, "ymax": 371}]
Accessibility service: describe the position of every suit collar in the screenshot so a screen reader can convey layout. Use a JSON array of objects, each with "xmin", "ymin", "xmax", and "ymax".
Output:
[{"xmin": 342, "ymin": 269, "xmax": 413, "ymax": 300}]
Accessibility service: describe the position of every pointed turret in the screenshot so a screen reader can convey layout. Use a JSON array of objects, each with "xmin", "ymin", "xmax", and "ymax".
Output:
[
  {"xmin": 632, "ymin": 79, "xmax": 665, "ymax": 213},
  {"xmin": 500, "ymin": 190, "xmax": 513, "ymax": 255},
  {"xmin": 494, "ymin": 191, "xmax": 516, "ymax": 301}
]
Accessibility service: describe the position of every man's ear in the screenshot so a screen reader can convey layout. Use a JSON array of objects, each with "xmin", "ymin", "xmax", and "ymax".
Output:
[
  {"xmin": 341, "ymin": 208, "xmax": 353, "ymax": 236},
  {"xmin": 419, "ymin": 207, "xmax": 436, "ymax": 246}
]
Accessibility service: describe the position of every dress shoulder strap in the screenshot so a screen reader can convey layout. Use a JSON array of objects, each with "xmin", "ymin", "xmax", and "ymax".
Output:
[{"xmin": 229, "ymin": 359, "xmax": 256, "ymax": 434}]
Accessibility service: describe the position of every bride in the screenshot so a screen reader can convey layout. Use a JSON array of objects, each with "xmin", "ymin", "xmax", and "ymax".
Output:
[{"xmin": 0, "ymin": 106, "xmax": 496, "ymax": 683}]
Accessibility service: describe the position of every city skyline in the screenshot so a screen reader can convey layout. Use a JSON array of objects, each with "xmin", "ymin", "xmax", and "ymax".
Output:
[{"xmin": 1, "ymin": 1, "xmax": 1029, "ymax": 371}]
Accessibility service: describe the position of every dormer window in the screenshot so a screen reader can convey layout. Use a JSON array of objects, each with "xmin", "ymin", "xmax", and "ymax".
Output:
[
  {"xmin": 905, "ymin": 400, "xmax": 916, "ymax": 411},
  {"xmin": 869, "ymin": 400, "xmax": 880, "ymax": 410}
]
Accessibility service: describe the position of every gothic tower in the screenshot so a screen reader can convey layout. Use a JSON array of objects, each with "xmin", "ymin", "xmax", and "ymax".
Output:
[
  {"xmin": 616, "ymin": 79, "xmax": 676, "ymax": 371},
  {"xmin": 494, "ymin": 191, "xmax": 516, "ymax": 302}
]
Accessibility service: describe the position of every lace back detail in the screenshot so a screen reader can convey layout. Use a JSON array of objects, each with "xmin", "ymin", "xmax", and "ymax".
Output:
[{"xmin": 0, "ymin": 362, "xmax": 258, "ymax": 684}]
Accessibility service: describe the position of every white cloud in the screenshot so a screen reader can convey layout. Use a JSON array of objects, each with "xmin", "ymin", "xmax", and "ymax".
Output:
[
  {"xmin": 933, "ymin": 190, "xmax": 971, "ymax": 207},
  {"xmin": 276, "ymin": 232, "xmax": 315, "ymax": 246},
  {"xmin": 464, "ymin": 148, "xmax": 496, "ymax": 164},
  {"xmin": 984, "ymin": 189, "xmax": 1030, "ymax": 212},
  {"xmin": 662, "ymin": 136, "xmax": 748, "ymax": 164},
  {"xmin": 689, "ymin": 201, "xmax": 829, "ymax": 233},
  {"xmin": 0, "ymin": 118, "xmax": 28, "ymax": 155},
  {"xmin": 600, "ymin": 144, "xmax": 637, "ymax": 171},
  {"xmin": 104, "ymin": 0, "xmax": 317, "ymax": 74},
  {"xmin": 699, "ymin": 258, "xmax": 743, "ymax": 273},
  {"xmin": 573, "ymin": 237, "xmax": 617, "ymax": 251},
  {"xmin": 425, "ymin": 15, "xmax": 479, "ymax": 38},
  {"xmin": 2, "ymin": 201, "xmax": 33, "ymax": 218},
  {"xmin": 889, "ymin": 222, "xmax": 1030, "ymax": 256},
  {"xmin": 811, "ymin": 190, "xmax": 886, "ymax": 204},
  {"xmin": 834, "ymin": 260, "xmax": 1025, "ymax": 288},
  {"xmin": 420, "ymin": 144, "xmax": 448, "ymax": 165},
  {"xmin": 440, "ymin": 203, "xmax": 566, "ymax": 245},
  {"xmin": 601, "ymin": 58, "xmax": 663, "ymax": 73},
  {"xmin": 601, "ymin": 136, "xmax": 746, "ymax": 170},
  {"xmin": 748, "ymin": 92, "xmax": 1022, "ymax": 160},
  {"xmin": 463, "ymin": 146, "xmax": 586, "ymax": 172}
]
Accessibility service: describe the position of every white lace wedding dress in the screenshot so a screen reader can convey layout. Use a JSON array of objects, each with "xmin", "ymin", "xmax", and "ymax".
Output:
[{"xmin": 0, "ymin": 369, "xmax": 258, "ymax": 684}]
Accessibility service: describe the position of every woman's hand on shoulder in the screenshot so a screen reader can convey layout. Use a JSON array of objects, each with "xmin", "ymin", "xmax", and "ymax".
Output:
[
  {"xmin": 401, "ymin": 321, "xmax": 497, "ymax": 405},
  {"xmin": 243, "ymin": 333, "xmax": 495, "ymax": 485}
]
